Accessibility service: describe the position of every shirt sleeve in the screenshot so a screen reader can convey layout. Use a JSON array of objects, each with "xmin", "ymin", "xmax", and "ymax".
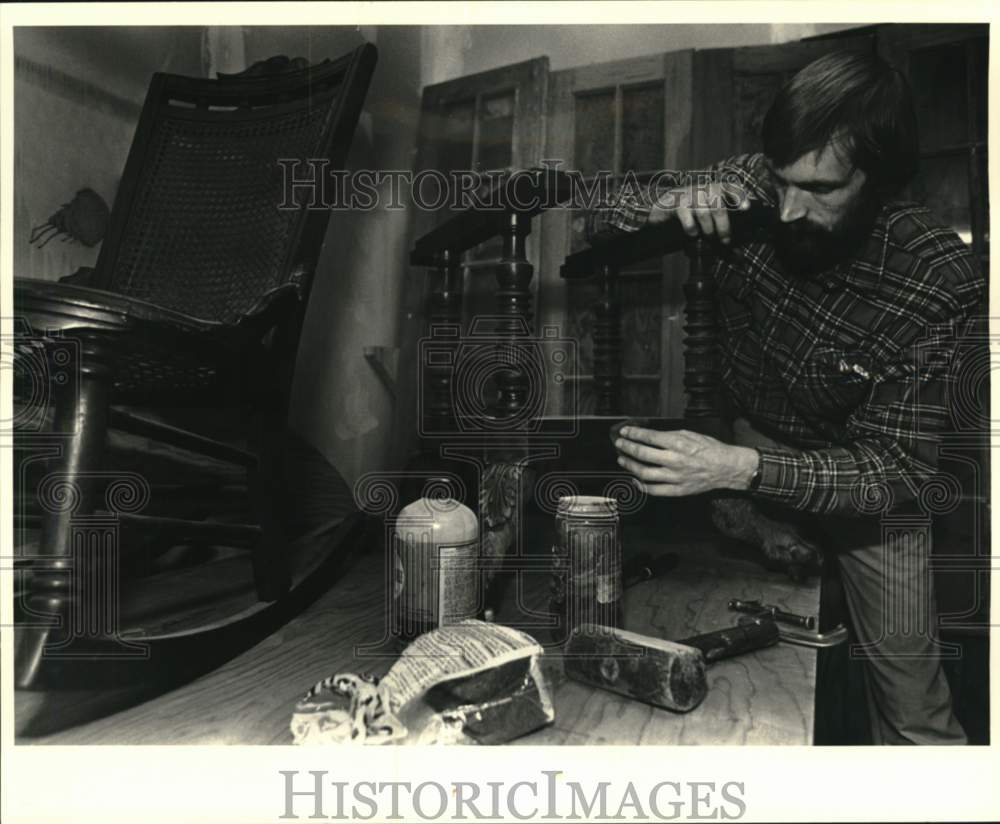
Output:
[
  {"xmin": 750, "ymin": 309, "xmax": 979, "ymax": 516},
  {"xmin": 585, "ymin": 153, "xmax": 776, "ymax": 243}
]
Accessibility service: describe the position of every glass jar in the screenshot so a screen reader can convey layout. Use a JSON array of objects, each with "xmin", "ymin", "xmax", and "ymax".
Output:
[{"xmin": 549, "ymin": 495, "xmax": 623, "ymax": 646}]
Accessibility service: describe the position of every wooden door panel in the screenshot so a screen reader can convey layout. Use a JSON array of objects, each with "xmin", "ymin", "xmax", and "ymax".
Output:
[
  {"xmin": 734, "ymin": 72, "xmax": 790, "ymax": 153},
  {"xmin": 393, "ymin": 57, "xmax": 548, "ymax": 463},
  {"xmin": 540, "ymin": 50, "xmax": 694, "ymax": 418}
]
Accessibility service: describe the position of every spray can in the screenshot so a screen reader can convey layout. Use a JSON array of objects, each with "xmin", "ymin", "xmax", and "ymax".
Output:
[{"xmin": 392, "ymin": 495, "xmax": 480, "ymax": 641}]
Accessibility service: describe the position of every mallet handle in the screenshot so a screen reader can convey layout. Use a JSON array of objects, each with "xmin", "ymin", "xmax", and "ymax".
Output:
[{"xmin": 679, "ymin": 620, "xmax": 780, "ymax": 664}]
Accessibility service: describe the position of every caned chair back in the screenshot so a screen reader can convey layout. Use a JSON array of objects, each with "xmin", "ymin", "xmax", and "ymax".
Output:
[{"xmin": 94, "ymin": 45, "xmax": 377, "ymax": 325}]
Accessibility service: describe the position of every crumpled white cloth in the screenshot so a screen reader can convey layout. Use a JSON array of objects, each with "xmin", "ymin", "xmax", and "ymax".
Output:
[{"xmin": 290, "ymin": 672, "xmax": 405, "ymax": 745}]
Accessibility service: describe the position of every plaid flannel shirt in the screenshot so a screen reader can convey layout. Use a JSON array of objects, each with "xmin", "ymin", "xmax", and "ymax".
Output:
[{"xmin": 588, "ymin": 153, "xmax": 986, "ymax": 516}]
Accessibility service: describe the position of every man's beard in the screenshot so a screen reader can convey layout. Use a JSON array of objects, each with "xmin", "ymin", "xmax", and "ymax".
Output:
[{"xmin": 771, "ymin": 192, "xmax": 881, "ymax": 278}]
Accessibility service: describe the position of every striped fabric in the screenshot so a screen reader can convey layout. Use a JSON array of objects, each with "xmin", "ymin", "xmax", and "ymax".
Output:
[{"xmin": 587, "ymin": 153, "xmax": 986, "ymax": 515}]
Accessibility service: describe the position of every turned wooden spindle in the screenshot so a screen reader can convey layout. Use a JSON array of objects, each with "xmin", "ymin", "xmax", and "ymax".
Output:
[
  {"xmin": 18, "ymin": 331, "xmax": 114, "ymax": 687},
  {"xmin": 493, "ymin": 212, "xmax": 533, "ymax": 419},
  {"xmin": 561, "ymin": 198, "xmax": 775, "ymax": 433},
  {"xmin": 682, "ymin": 238, "xmax": 722, "ymax": 433},
  {"xmin": 593, "ymin": 261, "xmax": 622, "ymax": 416},
  {"xmin": 410, "ymin": 169, "xmax": 571, "ymax": 428},
  {"xmin": 423, "ymin": 249, "xmax": 463, "ymax": 434}
]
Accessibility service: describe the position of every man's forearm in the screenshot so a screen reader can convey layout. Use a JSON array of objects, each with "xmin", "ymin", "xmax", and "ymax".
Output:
[
  {"xmin": 585, "ymin": 153, "xmax": 774, "ymax": 244},
  {"xmin": 752, "ymin": 439, "xmax": 934, "ymax": 516}
]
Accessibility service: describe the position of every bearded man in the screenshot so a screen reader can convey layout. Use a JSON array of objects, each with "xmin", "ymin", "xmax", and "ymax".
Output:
[{"xmin": 590, "ymin": 51, "xmax": 984, "ymax": 744}]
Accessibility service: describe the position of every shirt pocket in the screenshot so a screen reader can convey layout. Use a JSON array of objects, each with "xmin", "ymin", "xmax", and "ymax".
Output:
[{"xmin": 794, "ymin": 346, "xmax": 878, "ymax": 417}]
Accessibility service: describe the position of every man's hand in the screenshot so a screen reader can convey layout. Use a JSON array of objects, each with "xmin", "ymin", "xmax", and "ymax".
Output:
[
  {"xmin": 647, "ymin": 179, "xmax": 752, "ymax": 245},
  {"xmin": 614, "ymin": 426, "xmax": 760, "ymax": 497}
]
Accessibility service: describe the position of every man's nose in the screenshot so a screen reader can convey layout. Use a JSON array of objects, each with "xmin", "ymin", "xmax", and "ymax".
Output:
[{"xmin": 778, "ymin": 186, "xmax": 807, "ymax": 223}]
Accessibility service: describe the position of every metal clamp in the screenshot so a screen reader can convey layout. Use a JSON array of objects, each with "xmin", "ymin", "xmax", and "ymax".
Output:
[
  {"xmin": 734, "ymin": 615, "xmax": 848, "ymax": 648},
  {"xmin": 729, "ymin": 598, "xmax": 848, "ymax": 648},
  {"xmin": 728, "ymin": 597, "xmax": 816, "ymax": 630}
]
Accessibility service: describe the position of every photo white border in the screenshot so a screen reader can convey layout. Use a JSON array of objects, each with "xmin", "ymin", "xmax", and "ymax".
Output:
[{"xmin": 1, "ymin": 3, "xmax": 997, "ymax": 822}]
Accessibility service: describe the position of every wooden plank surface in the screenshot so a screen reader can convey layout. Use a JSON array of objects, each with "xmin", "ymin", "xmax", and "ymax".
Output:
[
  {"xmin": 17, "ymin": 516, "xmax": 820, "ymax": 745},
  {"xmin": 16, "ymin": 553, "xmax": 396, "ymax": 745},
  {"xmin": 515, "ymin": 530, "xmax": 818, "ymax": 745}
]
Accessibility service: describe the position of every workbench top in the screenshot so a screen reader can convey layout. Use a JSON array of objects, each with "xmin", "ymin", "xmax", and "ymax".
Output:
[
  {"xmin": 521, "ymin": 529, "xmax": 820, "ymax": 745},
  {"xmin": 17, "ymin": 513, "xmax": 821, "ymax": 746}
]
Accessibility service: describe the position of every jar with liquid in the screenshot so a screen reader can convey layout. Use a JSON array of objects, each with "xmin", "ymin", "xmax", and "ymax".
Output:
[{"xmin": 549, "ymin": 495, "xmax": 623, "ymax": 646}]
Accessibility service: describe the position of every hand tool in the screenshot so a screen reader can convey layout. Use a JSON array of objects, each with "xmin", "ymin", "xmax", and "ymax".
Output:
[
  {"xmin": 728, "ymin": 597, "xmax": 816, "ymax": 630},
  {"xmin": 564, "ymin": 618, "xmax": 779, "ymax": 713}
]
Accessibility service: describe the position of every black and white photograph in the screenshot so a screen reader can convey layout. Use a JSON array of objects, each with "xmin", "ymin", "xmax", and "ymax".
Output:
[{"xmin": 2, "ymin": 3, "xmax": 997, "ymax": 822}]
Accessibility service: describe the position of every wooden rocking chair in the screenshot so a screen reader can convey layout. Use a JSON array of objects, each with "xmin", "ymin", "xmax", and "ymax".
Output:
[{"xmin": 13, "ymin": 44, "xmax": 378, "ymax": 691}]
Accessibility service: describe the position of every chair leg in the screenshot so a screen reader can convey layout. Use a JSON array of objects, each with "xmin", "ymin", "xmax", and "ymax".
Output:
[
  {"xmin": 16, "ymin": 341, "xmax": 112, "ymax": 689},
  {"xmin": 248, "ymin": 404, "xmax": 291, "ymax": 602}
]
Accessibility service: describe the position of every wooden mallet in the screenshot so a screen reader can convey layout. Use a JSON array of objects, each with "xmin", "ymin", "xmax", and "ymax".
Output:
[{"xmin": 564, "ymin": 620, "xmax": 779, "ymax": 713}]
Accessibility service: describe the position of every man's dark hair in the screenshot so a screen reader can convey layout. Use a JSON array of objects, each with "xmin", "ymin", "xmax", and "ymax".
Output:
[{"xmin": 762, "ymin": 51, "xmax": 919, "ymax": 193}]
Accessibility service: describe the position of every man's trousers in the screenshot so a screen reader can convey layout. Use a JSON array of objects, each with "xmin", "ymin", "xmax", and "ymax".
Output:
[{"xmin": 732, "ymin": 417, "xmax": 967, "ymax": 744}]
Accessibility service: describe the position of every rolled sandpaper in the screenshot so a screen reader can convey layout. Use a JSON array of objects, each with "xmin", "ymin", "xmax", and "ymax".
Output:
[{"xmin": 564, "ymin": 621, "xmax": 779, "ymax": 713}]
